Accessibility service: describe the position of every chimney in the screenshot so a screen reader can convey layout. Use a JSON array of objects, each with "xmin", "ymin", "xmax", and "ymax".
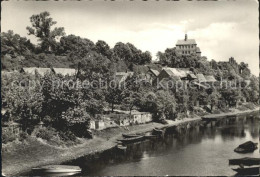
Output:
[{"xmin": 185, "ymin": 34, "xmax": 187, "ymax": 41}]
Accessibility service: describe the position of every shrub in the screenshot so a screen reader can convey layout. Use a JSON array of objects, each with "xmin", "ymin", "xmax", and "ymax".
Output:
[
  {"xmin": 59, "ymin": 131, "xmax": 77, "ymax": 142},
  {"xmin": 2, "ymin": 129, "xmax": 17, "ymax": 144},
  {"xmin": 18, "ymin": 131, "xmax": 28, "ymax": 141},
  {"xmin": 244, "ymin": 103, "xmax": 255, "ymax": 110},
  {"xmin": 35, "ymin": 127, "xmax": 57, "ymax": 141}
]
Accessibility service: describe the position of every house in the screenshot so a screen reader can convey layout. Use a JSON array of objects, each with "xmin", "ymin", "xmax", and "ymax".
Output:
[
  {"xmin": 52, "ymin": 68, "xmax": 76, "ymax": 76},
  {"xmin": 95, "ymin": 120, "xmax": 105, "ymax": 130},
  {"xmin": 146, "ymin": 68, "xmax": 160, "ymax": 83},
  {"xmin": 141, "ymin": 112, "xmax": 153, "ymax": 123},
  {"xmin": 90, "ymin": 120, "xmax": 96, "ymax": 130},
  {"xmin": 157, "ymin": 67, "xmax": 192, "ymax": 81},
  {"xmin": 114, "ymin": 71, "xmax": 134, "ymax": 83},
  {"xmin": 129, "ymin": 111, "xmax": 153, "ymax": 124},
  {"xmin": 89, "ymin": 119, "xmax": 106, "ymax": 130},
  {"xmin": 175, "ymin": 34, "xmax": 201, "ymax": 57},
  {"xmin": 20, "ymin": 67, "xmax": 52, "ymax": 76},
  {"xmin": 2, "ymin": 121, "xmax": 21, "ymax": 135},
  {"xmin": 109, "ymin": 113, "xmax": 130, "ymax": 126}
]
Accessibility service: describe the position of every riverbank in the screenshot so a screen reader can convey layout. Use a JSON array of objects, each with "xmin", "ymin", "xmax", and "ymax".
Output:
[{"xmin": 2, "ymin": 108, "xmax": 258, "ymax": 176}]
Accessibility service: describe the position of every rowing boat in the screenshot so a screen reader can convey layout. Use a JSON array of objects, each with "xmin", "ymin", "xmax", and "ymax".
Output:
[
  {"xmin": 32, "ymin": 165, "xmax": 81, "ymax": 173},
  {"xmin": 234, "ymin": 141, "xmax": 258, "ymax": 153},
  {"xmin": 117, "ymin": 136, "xmax": 145, "ymax": 144},
  {"xmin": 122, "ymin": 133, "xmax": 143, "ymax": 138},
  {"xmin": 229, "ymin": 157, "xmax": 260, "ymax": 166},
  {"xmin": 232, "ymin": 166, "xmax": 259, "ymax": 175}
]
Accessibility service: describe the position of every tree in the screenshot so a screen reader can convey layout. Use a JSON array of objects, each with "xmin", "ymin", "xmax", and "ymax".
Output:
[
  {"xmin": 1, "ymin": 30, "xmax": 34, "ymax": 57},
  {"xmin": 208, "ymin": 91, "xmax": 219, "ymax": 111},
  {"xmin": 26, "ymin": 11, "xmax": 65, "ymax": 52},
  {"xmin": 95, "ymin": 40, "xmax": 113, "ymax": 59}
]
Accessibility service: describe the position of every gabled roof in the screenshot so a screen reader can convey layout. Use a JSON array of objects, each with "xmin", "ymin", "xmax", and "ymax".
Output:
[
  {"xmin": 149, "ymin": 69, "xmax": 160, "ymax": 76},
  {"xmin": 205, "ymin": 75, "xmax": 217, "ymax": 82},
  {"xmin": 162, "ymin": 67, "xmax": 192, "ymax": 78},
  {"xmin": 176, "ymin": 39, "xmax": 196, "ymax": 45},
  {"xmin": 52, "ymin": 68, "xmax": 76, "ymax": 76},
  {"xmin": 115, "ymin": 72, "xmax": 134, "ymax": 83},
  {"xmin": 21, "ymin": 67, "xmax": 51, "ymax": 76},
  {"xmin": 188, "ymin": 73, "xmax": 197, "ymax": 79},
  {"xmin": 196, "ymin": 74, "xmax": 207, "ymax": 82}
]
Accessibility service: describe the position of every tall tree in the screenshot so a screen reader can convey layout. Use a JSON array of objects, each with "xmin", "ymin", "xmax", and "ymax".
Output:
[{"xmin": 26, "ymin": 11, "xmax": 65, "ymax": 52}]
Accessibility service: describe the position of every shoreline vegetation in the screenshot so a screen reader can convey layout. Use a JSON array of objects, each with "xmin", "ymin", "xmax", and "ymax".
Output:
[{"xmin": 2, "ymin": 107, "xmax": 259, "ymax": 176}]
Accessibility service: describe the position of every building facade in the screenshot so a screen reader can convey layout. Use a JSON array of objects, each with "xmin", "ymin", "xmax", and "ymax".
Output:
[{"xmin": 175, "ymin": 34, "xmax": 201, "ymax": 57}]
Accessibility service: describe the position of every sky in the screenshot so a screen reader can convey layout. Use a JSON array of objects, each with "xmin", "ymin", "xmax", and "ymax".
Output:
[{"xmin": 1, "ymin": 0, "xmax": 259, "ymax": 75}]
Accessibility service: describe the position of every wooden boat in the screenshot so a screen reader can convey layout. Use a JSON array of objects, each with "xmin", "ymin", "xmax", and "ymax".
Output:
[
  {"xmin": 152, "ymin": 128, "xmax": 164, "ymax": 135},
  {"xmin": 122, "ymin": 133, "xmax": 143, "ymax": 138},
  {"xmin": 234, "ymin": 141, "xmax": 258, "ymax": 153},
  {"xmin": 229, "ymin": 157, "xmax": 260, "ymax": 166},
  {"xmin": 144, "ymin": 135, "xmax": 158, "ymax": 139},
  {"xmin": 117, "ymin": 136, "xmax": 145, "ymax": 144},
  {"xmin": 117, "ymin": 144, "xmax": 127, "ymax": 150},
  {"xmin": 232, "ymin": 166, "xmax": 259, "ymax": 175},
  {"xmin": 32, "ymin": 165, "xmax": 81, "ymax": 173}
]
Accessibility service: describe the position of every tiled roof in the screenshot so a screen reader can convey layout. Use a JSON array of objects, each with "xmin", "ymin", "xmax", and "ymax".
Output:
[
  {"xmin": 176, "ymin": 39, "xmax": 196, "ymax": 45},
  {"xmin": 52, "ymin": 68, "xmax": 76, "ymax": 76},
  {"xmin": 163, "ymin": 67, "xmax": 192, "ymax": 78},
  {"xmin": 205, "ymin": 75, "xmax": 217, "ymax": 82},
  {"xmin": 115, "ymin": 72, "xmax": 134, "ymax": 83},
  {"xmin": 21, "ymin": 67, "xmax": 51, "ymax": 76},
  {"xmin": 189, "ymin": 73, "xmax": 197, "ymax": 79},
  {"xmin": 149, "ymin": 69, "xmax": 160, "ymax": 76},
  {"xmin": 196, "ymin": 74, "xmax": 207, "ymax": 82}
]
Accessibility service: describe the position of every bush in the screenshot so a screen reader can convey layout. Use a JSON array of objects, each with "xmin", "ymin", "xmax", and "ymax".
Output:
[
  {"xmin": 59, "ymin": 131, "xmax": 77, "ymax": 141},
  {"xmin": 2, "ymin": 129, "xmax": 17, "ymax": 144},
  {"xmin": 18, "ymin": 132, "xmax": 28, "ymax": 141},
  {"xmin": 244, "ymin": 103, "xmax": 255, "ymax": 110},
  {"xmin": 35, "ymin": 127, "xmax": 57, "ymax": 141}
]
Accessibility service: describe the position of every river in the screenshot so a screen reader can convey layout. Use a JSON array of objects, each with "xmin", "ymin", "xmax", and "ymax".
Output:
[{"xmin": 30, "ymin": 113, "xmax": 260, "ymax": 176}]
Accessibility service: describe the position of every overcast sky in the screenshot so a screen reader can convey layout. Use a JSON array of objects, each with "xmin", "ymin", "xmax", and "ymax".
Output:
[{"xmin": 1, "ymin": 0, "xmax": 259, "ymax": 75}]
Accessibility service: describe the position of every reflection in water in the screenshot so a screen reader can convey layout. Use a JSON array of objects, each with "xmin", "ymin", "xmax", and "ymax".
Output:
[{"xmin": 27, "ymin": 114, "xmax": 259, "ymax": 176}]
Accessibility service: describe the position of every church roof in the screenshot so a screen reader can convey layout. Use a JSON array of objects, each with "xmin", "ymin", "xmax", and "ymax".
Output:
[{"xmin": 176, "ymin": 39, "xmax": 196, "ymax": 45}]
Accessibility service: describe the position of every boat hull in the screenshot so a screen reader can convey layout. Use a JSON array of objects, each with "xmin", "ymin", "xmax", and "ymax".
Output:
[
  {"xmin": 118, "ymin": 136, "xmax": 145, "ymax": 144},
  {"xmin": 232, "ymin": 167, "xmax": 259, "ymax": 175},
  {"xmin": 229, "ymin": 157, "xmax": 260, "ymax": 166},
  {"xmin": 32, "ymin": 165, "xmax": 81, "ymax": 173}
]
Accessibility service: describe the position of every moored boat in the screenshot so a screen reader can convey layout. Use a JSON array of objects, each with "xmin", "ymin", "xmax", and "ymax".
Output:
[
  {"xmin": 229, "ymin": 157, "xmax": 260, "ymax": 166},
  {"xmin": 234, "ymin": 141, "xmax": 258, "ymax": 153},
  {"xmin": 117, "ymin": 144, "xmax": 127, "ymax": 150},
  {"xmin": 117, "ymin": 136, "xmax": 145, "ymax": 144},
  {"xmin": 144, "ymin": 135, "xmax": 158, "ymax": 139},
  {"xmin": 122, "ymin": 133, "xmax": 143, "ymax": 138},
  {"xmin": 152, "ymin": 128, "xmax": 164, "ymax": 135},
  {"xmin": 32, "ymin": 165, "xmax": 81, "ymax": 173},
  {"xmin": 232, "ymin": 166, "xmax": 259, "ymax": 175}
]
